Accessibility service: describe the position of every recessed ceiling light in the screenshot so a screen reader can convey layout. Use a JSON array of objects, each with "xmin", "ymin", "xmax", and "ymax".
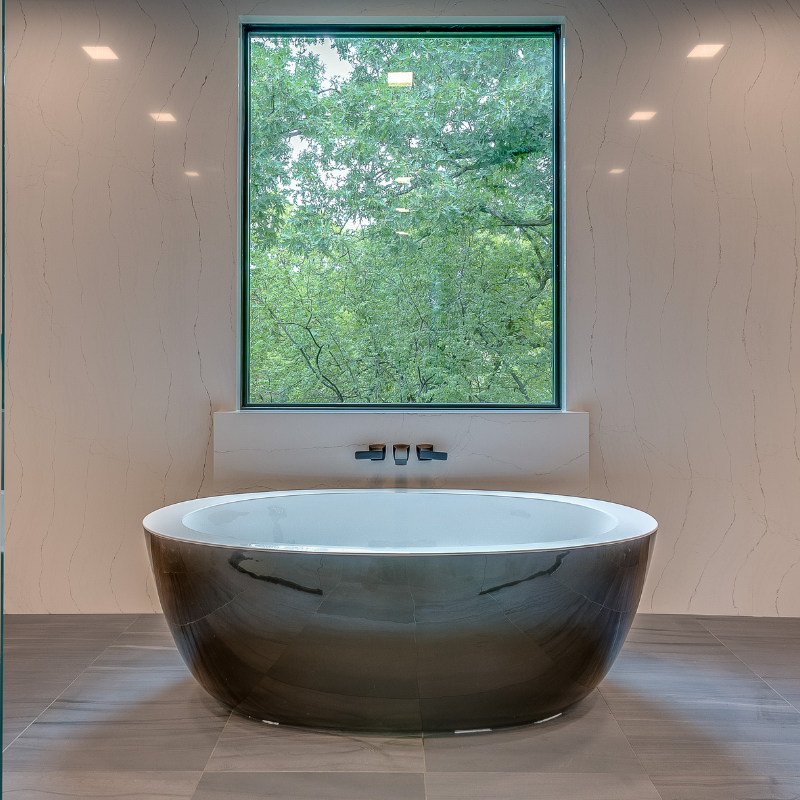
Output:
[
  {"xmin": 388, "ymin": 72, "xmax": 413, "ymax": 86},
  {"xmin": 629, "ymin": 111, "xmax": 656, "ymax": 121},
  {"xmin": 82, "ymin": 46, "xmax": 118, "ymax": 59},
  {"xmin": 185, "ymin": 171, "xmax": 200, "ymax": 177},
  {"xmin": 395, "ymin": 207, "xmax": 410, "ymax": 212},
  {"xmin": 609, "ymin": 168, "xmax": 625, "ymax": 174},
  {"xmin": 396, "ymin": 231, "xmax": 410, "ymax": 236},
  {"xmin": 688, "ymin": 44, "xmax": 724, "ymax": 58},
  {"xmin": 150, "ymin": 112, "xmax": 176, "ymax": 122},
  {"xmin": 395, "ymin": 177, "xmax": 412, "ymax": 184}
]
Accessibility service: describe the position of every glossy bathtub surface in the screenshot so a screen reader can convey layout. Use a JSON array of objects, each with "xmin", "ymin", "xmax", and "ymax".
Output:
[{"xmin": 145, "ymin": 490, "xmax": 656, "ymax": 733}]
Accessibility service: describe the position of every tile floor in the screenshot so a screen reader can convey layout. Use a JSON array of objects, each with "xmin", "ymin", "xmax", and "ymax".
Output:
[{"xmin": 2, "ymin": 614, "xmax": 800, "ymax": 799}]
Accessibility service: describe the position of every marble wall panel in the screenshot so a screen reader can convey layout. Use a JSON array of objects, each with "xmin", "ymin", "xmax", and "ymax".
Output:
[{"xmin": 5, "ymin": 0, "xmax": 800, "ymax": 614}]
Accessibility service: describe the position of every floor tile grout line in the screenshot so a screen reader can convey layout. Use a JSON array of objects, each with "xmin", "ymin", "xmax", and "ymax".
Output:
[
  {"xmin": 2, "ymin": 613, "xmax": 141, "ymax": 752},
  {"xmin": 595, "ymin": 682, "xmax": 667, "ymax": 800},
  {"xmin": 759, "ymin": 676, "xmax": 800, "ymax": 714},
  {"xmin": 696, "ymin": 617, "xmax": 800, "ymax": 714},
  {"xmin": 121, "ymin": 613, "xmax": 144, "ymax": 634},
  {"xmin": 198, "ymin": 706, "xmax": 236, "ymax": 777},
  {"xmin": 195, "ymin": 643, "xmax": 235, "ymax": 779},
  {"xmin": 187, "ymin": 769, "xmax": 209, "ymax": 800}
]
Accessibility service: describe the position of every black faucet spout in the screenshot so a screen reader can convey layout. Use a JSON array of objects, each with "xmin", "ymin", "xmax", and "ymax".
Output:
[{"xmin": 393, "ymin": 444, "xmax": 410, "ymax": 465}]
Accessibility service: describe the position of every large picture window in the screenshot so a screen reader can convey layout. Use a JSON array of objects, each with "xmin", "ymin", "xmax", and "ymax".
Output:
[{"xmin": 243, "ymin": 24, "xmax": 561, "ymax": 407}]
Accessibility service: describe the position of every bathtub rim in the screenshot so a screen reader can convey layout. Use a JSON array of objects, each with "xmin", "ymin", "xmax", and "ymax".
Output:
[{"xmin": 143, "ymin": 489, "xmax": 657, "ymax": 556}]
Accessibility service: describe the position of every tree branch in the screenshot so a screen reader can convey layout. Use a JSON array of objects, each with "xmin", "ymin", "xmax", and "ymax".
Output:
[
  {"xmin": 474, "ymin": 326, "xmax": 531, "ymax": 402},
  {"xmin": 477, "ymin": 204, "xmax": 551, "ymax": 228}
]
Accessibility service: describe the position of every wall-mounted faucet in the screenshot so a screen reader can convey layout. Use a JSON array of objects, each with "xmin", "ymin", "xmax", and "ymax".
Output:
[
  {"xmin": 355, "ymin": 443, "xmax": 448, "ymax": 464},
  {"xmin": 354, "ymin": 444, "xmax": 386, "ymax": 461},
  {"xmin": 416, "ymin": 444, "xmax": 448, "ymax": 461}
]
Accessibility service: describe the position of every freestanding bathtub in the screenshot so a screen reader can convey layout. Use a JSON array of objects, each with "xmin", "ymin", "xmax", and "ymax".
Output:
[{"xmin": 144, "ymin": 489, "xmax": 656, "ymax": 733}]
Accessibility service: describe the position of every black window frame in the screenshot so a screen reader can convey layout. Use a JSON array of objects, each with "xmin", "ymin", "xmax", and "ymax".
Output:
[{"xmin": 241, "ymin": 22, "xmax": 563, "ymax": 410}]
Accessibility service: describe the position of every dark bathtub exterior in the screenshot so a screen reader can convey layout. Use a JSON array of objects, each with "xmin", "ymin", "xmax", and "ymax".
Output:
[{"xmin": 146, "ymin": 530, "xmax": 654, "ymax": 733}]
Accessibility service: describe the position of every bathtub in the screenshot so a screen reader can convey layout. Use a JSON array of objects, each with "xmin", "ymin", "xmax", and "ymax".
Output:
[{"xmin": 144, "ymin": 489, "xmax": 656, "ymax": 733}]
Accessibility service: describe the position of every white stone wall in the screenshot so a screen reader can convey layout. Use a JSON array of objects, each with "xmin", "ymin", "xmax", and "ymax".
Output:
[{"xmin": 5, "ymin": 0, "xmax": 800, "ymax": 614}]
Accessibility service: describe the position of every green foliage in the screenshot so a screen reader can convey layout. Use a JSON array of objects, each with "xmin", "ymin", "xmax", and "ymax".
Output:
[{"xmin": 247, "ymin": 34, "xmax": 556, "ymax": 404}]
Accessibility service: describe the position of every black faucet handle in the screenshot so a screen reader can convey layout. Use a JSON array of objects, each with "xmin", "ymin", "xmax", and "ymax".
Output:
[
  {"xmin": 416, "ymin": 444, "xmax": 448, "ymax": 461},
  {"xmin": 393, "ymin": 444, "xmax": 410, "ymax": 465},
  {"xmin": 355, "ymin": 444, "xmax": 386, "ymax": 461}
]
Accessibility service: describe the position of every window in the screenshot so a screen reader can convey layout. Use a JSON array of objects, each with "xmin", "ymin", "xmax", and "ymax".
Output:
[{"xmin": 243, "ymin": 24, "xmax": 561, "ymax": 408}]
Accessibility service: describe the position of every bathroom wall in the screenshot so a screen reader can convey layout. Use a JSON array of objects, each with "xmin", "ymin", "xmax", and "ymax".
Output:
[{"xmin": 5, "ymin": 0, "xmax": 800, "ymax": 615}]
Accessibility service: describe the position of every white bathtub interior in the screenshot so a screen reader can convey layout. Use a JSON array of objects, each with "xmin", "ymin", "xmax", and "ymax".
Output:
[{"xmin": 151, "ymin": 490, "xmax": 658, "ymax": 554}]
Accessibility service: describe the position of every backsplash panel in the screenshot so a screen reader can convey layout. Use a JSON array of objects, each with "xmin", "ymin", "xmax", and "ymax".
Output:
[{"xmin": 212, "ymin": 412, "xmax": 589, "ymax": 495}]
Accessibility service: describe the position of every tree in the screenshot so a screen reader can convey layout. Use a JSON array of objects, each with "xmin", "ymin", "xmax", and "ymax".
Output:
[{"xmin": 247, "ymin": 34, "xmax": 556, "ymax": 404}]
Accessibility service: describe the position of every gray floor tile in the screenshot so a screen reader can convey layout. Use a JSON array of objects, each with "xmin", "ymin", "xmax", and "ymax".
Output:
[
  {"xmin": 3, "ymin": 635, "xmax": 122, "ymax": 653},
  {"xmin": 191, "ymin": 771, "xmax": 425, "ymax": 799},
  {"xmin": 108, "ymin": 628, "xmax": 178, "ymax": 646},
  {"xmin": 3, "ymin": 615, "xmax": 134, "ymax": 640},
  {"xmin": 4, "ymin": 675, "xmax": 85, "ymax": 706},
  {"xmin": 652, "ymin": 775, "xmax": 800, "ymax": 799},
  {"xmin": 422, "ymin": 691, "xmax": 645, "ymax": 774},
  {"xmin": 620, "ymin": 639, "xmax": 733, "ymax": 658},
  {"xmin": 616, "ymin": 706, "xmax": 800, "ymax": 744},
  {"xmin": 424, "ymin": 772, "xmax": 663, "ymax": 799},
  {"xmin": 91, "ymin": 641, "xmax": 185, "ymax": 670},
  {"xmin": 625, "ymin": 738, "xmax": 800, "ymax": 779},
  {"xmin": 3, "ymin": 619, "xmax": 133, "ymax": 718},
  {"xmin": 1, "ymin": 771, "xmax": 202, "ymax": 799},
  {"xmin": 41, "ymin": 664, "xmax": 207, "ymax": 707},
  {"xmin": 629, "ymin": 614, "xmax": 721, "ymax": 638},
  {"xmin": 3, "ymin": 719, "xmax": 225, "ymax": 772},
  {"xmin": 205, "ymin": 715, "xmax": 424, "ymax": 773},
  {"xmin": 632, "ymin": 613, "xmax": 708, "ymax": 626},
  {"xmin": 3, "ymin": 667, "xmax": 230, "ymax": 771},
  {"xmin": 79, "ymin": 625, "xmax": 182, "ymax": 670},
  {"xmin": 622, "ymin": 617, "xmax": 735, "ymax": 655},
  {"xmin": 3, "ymin": 701, "xmax": 51, "ymax": 746},
  {"xmin": 3, "ymin": 638, "xmax": 121, "ymax": 664},
  {"xmin": 126, "ymin": 614, "xmax": 172, "ymax": 633},
  {"xmin": 764, "ymin": 678, "xmax": 800, "ymax": 712},
  {"xmin": 607, "ymin": 646, "xmax": 756, "ymax": 675},
  {"xmin": 710, "ymin": 639, "xmax": 800, "ymax": 680},
  {"xmin": 698, "ymin": 616, "xmax": 800, "ymax": 640},
  {"xmin": 601, "ymin": 654, "xmax": 783, "ymax": 702},
  {"xmin": 601, "ymin": 687, "xmax": 797, "ymax": 720}
]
